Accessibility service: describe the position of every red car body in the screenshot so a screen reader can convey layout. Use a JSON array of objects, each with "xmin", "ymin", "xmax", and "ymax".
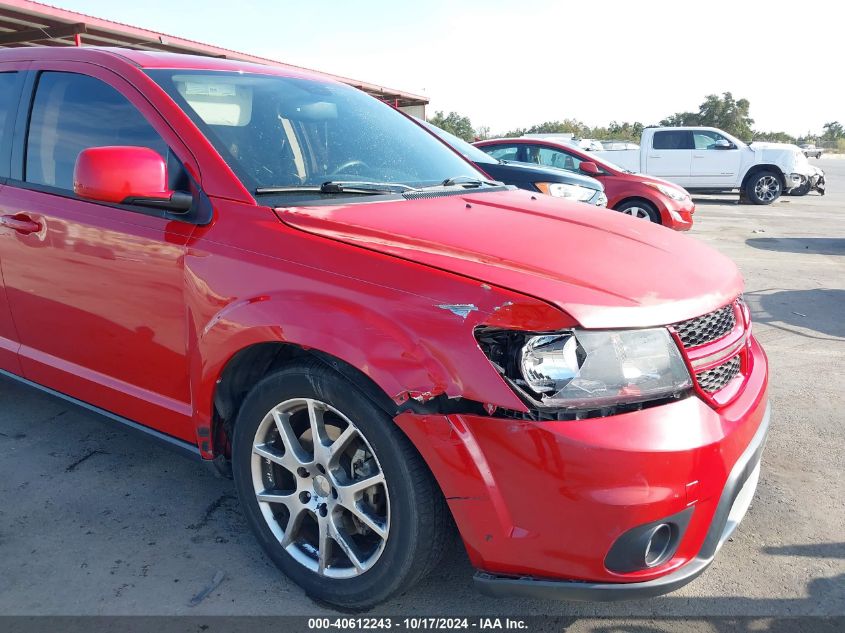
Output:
[
  {"xmin": 475, "ymin": 138, "xmax": 696, "ymax": 231},
  {"xmin": 0, "ymin": 47, "xmax": 767, "ymax": 602}
]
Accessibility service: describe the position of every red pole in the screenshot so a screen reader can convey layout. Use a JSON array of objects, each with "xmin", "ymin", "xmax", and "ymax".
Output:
[{"xmin": 74, "ymin": 33, "xmax": 82, "ymax": 47}]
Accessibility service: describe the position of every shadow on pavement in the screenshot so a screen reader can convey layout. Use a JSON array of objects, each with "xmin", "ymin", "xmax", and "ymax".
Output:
[
  {"xmin": 746, "ymin": 238, "xmax": 845, "ymax": 256},
  {"xmin": 763, "ymin": 542, "xmax": 845, "ymax": 558},
  {"xmin": 744, "ymin": 288, "xmax": 845, "ymax": 340}
]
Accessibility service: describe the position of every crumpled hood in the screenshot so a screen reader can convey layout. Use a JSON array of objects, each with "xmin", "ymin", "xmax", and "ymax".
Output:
[
  {"xmin": 749, "ymin": 141, "xmax": 809, "ymax": 171},
  {"xmin": 275, "ymin": 189, "xmax": 742, "ymax": 328}
]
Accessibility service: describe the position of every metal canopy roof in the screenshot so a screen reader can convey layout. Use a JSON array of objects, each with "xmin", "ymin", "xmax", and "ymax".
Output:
[{"xmin": 0, "ymin": 0, "xmax": 428, "ymax": 108}]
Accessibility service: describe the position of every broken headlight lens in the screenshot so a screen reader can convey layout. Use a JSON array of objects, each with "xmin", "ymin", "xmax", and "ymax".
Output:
[{"xmin": 518, "ymin": 329, "xmax": 692, "ymax": 409}]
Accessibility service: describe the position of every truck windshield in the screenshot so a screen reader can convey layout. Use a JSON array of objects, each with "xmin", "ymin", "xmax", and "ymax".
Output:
[{"xmin": 148, "ymin": 70, "xmax": 486, "ymax": 201}]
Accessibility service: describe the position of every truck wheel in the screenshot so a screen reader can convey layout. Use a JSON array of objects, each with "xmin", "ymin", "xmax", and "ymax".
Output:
[
  {"xmin": 615, "ymin": 200, "xmax": 660, "ymax": 223},
  {"xmin": 232, "ymin": 360, "xmax": 450, "ymax": 609},
  {"xmin": 745, "ymin": 171, "xmax": 782, "ymax": 205}
]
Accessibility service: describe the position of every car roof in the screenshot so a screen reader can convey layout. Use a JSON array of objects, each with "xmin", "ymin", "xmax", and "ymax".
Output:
[{"xmin": 0, "ymin": 46, "xmax": 336, "ymax": 83}]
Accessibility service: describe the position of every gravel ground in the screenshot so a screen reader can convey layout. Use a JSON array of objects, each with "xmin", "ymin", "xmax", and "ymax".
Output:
[{"xmin": 0, "ymin": 159, "xmax": 842, "ymax": 623}]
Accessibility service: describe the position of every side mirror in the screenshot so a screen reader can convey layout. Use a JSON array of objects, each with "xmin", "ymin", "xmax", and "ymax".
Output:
[
  {"xmin": 74, "ymin": 146, "xmax": 192, "ymax": 212},
  {"xmin": 580, "ymin": 161, "xmax": 601, "ymax": 176},
  {"xmin": 713, "ymin": 139, "xmax": 735, "ymax": 150}
]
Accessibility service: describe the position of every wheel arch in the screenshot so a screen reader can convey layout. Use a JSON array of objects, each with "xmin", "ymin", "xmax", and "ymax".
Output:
[
  {"xmin": 741, "ymin": 164, "xmax": 785, "ymax": 190},
  {"xmin": 210, "ymin": 340, "xmax": 401, "ymax": 459}
]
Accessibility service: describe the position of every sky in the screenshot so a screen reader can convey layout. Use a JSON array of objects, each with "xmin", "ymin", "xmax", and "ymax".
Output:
[{"xmin": 49, "ymin": 0, "xmax": 844, "ymax": 136}]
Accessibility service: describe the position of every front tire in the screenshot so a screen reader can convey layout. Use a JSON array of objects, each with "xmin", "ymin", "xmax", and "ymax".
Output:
[
  {"xmin": 232, "ymin": 360, "xmax": 450, "ymax": 609},
  {"xmin": 745, "ymin": 170, "xmax": 782, "ymax": 205},
  {"xmin": 615, "ymin": 200, "xmax": 661, "ymax": 223}
]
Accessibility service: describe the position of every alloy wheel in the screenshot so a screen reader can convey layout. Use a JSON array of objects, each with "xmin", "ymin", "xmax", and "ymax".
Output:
[
  {"xmin": 754, "ymin": 176, "xmax": 780, "ymax": 202},
  {"xmin": 250, "ymin": 398, "xmax": 390, "ymax": 579},
  {"xmin": 621, "ymin": 206, "xmax": 651, "ymax": 220}
]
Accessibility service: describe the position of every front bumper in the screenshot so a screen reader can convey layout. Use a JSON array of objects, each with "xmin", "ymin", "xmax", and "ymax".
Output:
[
  {"xmin": 395, "ymin": 336, "xmax": 768, "ymax": 598},
  {"xmin": 473, "ymin": 403, "xmax": 768, "ymax": 601},
  {"xmin": 810, "ymin": 170, "xmax": 826, "ymax": 195},
  {"xmin": 662, "ymin": 197, "xmax": 695, "ymax": 231},
  {"xmin": 592, "ymin": 191, "xmax": 609, "ymax": 207}
]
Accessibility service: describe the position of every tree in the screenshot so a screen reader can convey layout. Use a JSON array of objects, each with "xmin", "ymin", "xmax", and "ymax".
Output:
[
  {"xmin": 822, "ymin": 121, "xmax": 844, "ymax": 141},
  {"xmin": 426, "ymin": 111, "xmax": 476, "ymax": 142},
  {"xmin": 659, "ymin": 111, "xmax": 700, "ymax": 127},
  {"xmin": 753, "ymin": 131, "xmax": 797, "ymax": 144},
  {"xmin": 660, "ymin": 92, "xmax": 754, "ymax": 140}
]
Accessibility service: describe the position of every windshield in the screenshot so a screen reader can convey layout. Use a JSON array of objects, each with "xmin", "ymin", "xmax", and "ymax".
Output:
[
  {"xmin": 148, "ymin": 70, "xmax": 486, "ymax": 200},
  {"xmin": 581, "ymin": 151, "xmax": 633, "ymax": 174},
  {"xmin": 417, "ymin": 119, "xmax": 497, "ymax": 165}
]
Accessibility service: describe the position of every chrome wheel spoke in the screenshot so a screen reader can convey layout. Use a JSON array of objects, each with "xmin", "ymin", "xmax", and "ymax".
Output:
[
  {"xmin": 253, "ymin": 443, "xmax": 300, "ymax": 472},
  {"xmin": 317, "ymin": 514, "xmax": 331, "ymax": 574},
  {"xmin": 344, "ymin": 501, "xmax": 388, "ymax": 540},
  {"xmin": 281, "ymin": 506, "xmax": 308, "ymax": 547},
  {"xmin": 272, "ymin": 409, "xmax": 311, "ymax": 467},
  {"xmin": 307, "ymin": 399, "xmax": 332, "ymax": 462},
  {"xmin": 341, "ymin": 472, "xmax": 386, "ymax": 497},
  {"xmin": 327, "ymin": 424, "xmax": 357, "ymax": 461},
  {"xmin": 333, "ymin": 530, "xmax": 366, "ymax": 571},
  {"xmin": 256, "ymin": 489, "xmax": 297, "ymax": 507}
]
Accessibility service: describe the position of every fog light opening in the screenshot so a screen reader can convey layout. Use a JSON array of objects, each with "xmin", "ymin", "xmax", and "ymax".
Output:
[{"xmin": 644, "ymin": 523, "xmax": 673, "ymax": 567}]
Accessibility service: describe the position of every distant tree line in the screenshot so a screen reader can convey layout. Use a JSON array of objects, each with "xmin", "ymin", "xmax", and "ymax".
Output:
[{"xmin": 427, "ymin": 93, "xmax": 845, "ymax": 149}]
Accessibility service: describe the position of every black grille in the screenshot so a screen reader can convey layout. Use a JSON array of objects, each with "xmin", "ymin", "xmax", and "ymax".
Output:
[
  {"xmin": 673, "ymin": 303, "xmax": 736, "ymax": 348},
  {"xmin": 696, "ymin": 356, "xmax": 741, "ymax": 393}
]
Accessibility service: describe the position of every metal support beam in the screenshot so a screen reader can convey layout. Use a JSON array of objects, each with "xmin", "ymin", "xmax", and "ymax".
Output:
[{"xmin": 0, "ymin": 22, "xmax": 86, "ymax": 45}]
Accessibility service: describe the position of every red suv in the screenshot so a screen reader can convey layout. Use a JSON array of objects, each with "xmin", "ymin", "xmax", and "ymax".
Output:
[
  {"xmin": 475, "ymin": 137, "xmax": 696, "ymax": 230},
  {"xmin": 0, "ymin": 48, "xmax": 768, "ymax": 609}
]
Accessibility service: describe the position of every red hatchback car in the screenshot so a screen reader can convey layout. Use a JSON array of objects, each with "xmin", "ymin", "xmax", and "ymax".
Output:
[
  {"xmin": 475, "ymin": 138, "xmax": 696, "ymax": 230},
  {"xmin": 0, "ymin": 47, "xmax": 767, "ymax": 609}
]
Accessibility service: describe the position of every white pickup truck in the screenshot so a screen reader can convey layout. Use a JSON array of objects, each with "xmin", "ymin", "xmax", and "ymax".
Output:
[{"xmin": 592, "ymin": 127, "xmax": 825, "ymax": 204}]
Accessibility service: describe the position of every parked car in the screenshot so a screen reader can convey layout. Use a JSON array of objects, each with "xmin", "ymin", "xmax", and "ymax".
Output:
[
  {"xmin": 590, "ymin": 126, "xmax": 824, "ymax": 204},
  {"xmin": 416, "ymin": 119, "xmax": 607, "ymax": 207},
  {"xmin": 475, "ymin": 137, "xmax": 695, "ymax": 230},
  {"xmin": 0, "ymin": 47, "xmax": 769, "ymax": 609},
  {"xmin": 799, "ymin": 144, "xmax": 823, "ymax": 159}
]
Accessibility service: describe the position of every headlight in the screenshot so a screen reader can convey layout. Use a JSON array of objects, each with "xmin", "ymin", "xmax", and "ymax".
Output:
[
  {"xmin": 481, "ymin": 328, "xmax": 692, "ymax": 410},
  {"xmin": 645, "ymin": 182, "xmax": 688, "ymax": 201},
  {"xmin": 535, "ymin": 182, "xmax": 597, "ymax": 201},
  {"xmin": 595, "ymin": 192, "xmax": 608, "ymax": 207}
]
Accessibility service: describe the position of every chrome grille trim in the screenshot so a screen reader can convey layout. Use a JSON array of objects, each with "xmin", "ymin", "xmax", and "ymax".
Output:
[
  {"xmin": 673, "ymin": 303, "xmax": 737, "ymax": 348},
  {"xmin": 696, "ymin": 356, "xmax": 741, "ymax": 393}
]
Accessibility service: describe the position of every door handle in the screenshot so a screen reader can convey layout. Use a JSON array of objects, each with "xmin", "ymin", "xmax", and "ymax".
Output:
[
  {"xmin": 693, "ymin": 154, "xmax": 705, "ymax": 158},
  {"xmin": 0, "ymin": 214, "xmax": 42, "ymax": 235}
]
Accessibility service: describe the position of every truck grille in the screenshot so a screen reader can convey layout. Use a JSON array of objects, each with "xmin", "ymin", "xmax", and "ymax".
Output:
[
  {"xmin": 673, "ymin": 303, "xmax": 736, "ymax": 348},
  {"xmin": 696, "ymin": 356, "xmax": 742, "ymax": 393}
]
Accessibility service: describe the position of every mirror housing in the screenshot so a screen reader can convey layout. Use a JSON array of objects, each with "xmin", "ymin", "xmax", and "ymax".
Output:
[
  {"xmin": 713, "ymin": 139, "xmax": 735, "ymax": 150},
  {"xmin": 580, "ymin": 161, "xmax": 601, "ymax": 176},
  {"xmin": 74, "ymin": 146, "xmax": 192, "ymax": 212}
]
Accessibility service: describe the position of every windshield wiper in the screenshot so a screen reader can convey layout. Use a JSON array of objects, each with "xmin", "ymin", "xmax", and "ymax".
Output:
[
  {"xmin": 438, "ymin": 175, "xmax": 498, "ymax": 188},
  {"xmin": 256, "ymin": 181, "xmax": 417, "ymax": 195}
]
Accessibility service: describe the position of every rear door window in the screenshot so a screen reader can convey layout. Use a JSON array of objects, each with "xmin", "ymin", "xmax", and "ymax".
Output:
[
  {"xmin": 653, "ymin": 130, "xmax": 693, "ymax": 150},
  {"xmin": 25, "ymin": 72, "xmax": 168, "ymax": 191}
]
